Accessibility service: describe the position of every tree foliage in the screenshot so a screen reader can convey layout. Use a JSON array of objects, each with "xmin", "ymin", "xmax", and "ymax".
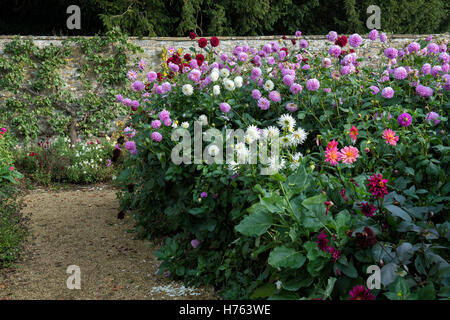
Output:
[{"xmin": 0, "ymin": 0, "xmax": 448, "ymax": 36}]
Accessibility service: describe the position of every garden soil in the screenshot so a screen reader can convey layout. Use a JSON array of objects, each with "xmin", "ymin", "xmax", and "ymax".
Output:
[{"xmin": 0, "ymin": 186, "xmax": 216, "ymax": 300}]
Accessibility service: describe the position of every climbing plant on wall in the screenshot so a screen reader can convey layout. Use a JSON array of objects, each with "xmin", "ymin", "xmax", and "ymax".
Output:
[{"xmin": 0, "ymin": 27, "xmax": 142, "ymax": 143}]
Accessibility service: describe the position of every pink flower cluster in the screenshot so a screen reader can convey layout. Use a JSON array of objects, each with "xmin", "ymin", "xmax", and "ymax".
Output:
[{"xmin": 324, "ymin": 140, "xmax": 359, "ymax": 165}]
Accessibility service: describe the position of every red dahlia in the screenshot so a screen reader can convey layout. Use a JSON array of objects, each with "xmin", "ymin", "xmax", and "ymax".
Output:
[
  {"xmin": 198, "ymin": 37, "xmax": 208, "ymax": 48},
  {"xmin": 355, "ymin": 226, "xmax": 377, "ymax": 249},
  {"xmin": 183, "ymin": 53, "xmax": 192, "ymax": 61},
  {"xmin": 210, "ymin": 36, "xmax": 220, "ymax": 47},
  {"xmin": 189, "ymin": 31, "xmax": 197, "ymax": 40},
  {"xmin": 359, "ymin": 202, "xmax": 377, "ymax": 217},
  {"xmin": 335, "ymin": 35, "xmax": 348, "ymax": 47},
  {"xmin": 195, "ymin": 54, "xmax": 205, "ymax": 63}
]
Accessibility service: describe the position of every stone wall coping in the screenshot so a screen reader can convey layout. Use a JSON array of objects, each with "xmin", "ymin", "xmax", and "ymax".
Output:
[{"xmin": 0, "ymin": 33, "xmax": 448, "ymax": 41}]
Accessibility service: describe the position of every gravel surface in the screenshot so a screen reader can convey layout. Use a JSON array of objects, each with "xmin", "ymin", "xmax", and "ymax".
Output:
[{"xmin": 0, "ymin": 187, "xmax": 216, "ymax": 300}]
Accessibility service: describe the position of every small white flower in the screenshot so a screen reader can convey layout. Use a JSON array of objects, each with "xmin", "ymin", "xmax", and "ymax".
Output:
[
  {"xmin": 280, "ymin": 135, "xmax": 292, "ymax": 148},
  {"xmin": 244, "ymin": 134, "xmax": 255, "ymax": 144},
  {"xmin": 227, "ymin": 160, "xmax": 239, "ymax": 173},
  {"xmin": 290, "ymin": 127, "xmax": 308, "ymax": 145},
  {"xmin": 210, "ymin": 71, "xmax": 220, "ymax": 82},
  {"xmin": 207, "ymin": 145, "xmax": 220, "ymax": 157},
  {"xmin": 246, "ymin": 125, "xmax": 260, "ymax": 141},
  {"xmin": 181, "ymin": 122, "xmax": 189, "ymax": 129},
  {"xmin": 199, "ymin": 114, "xmax": 208, "ymax": 126},
  {"xmin": 289, "ymin": 152, "xmax": 303, "ymax": 170},
  {"xmin": 236, "ymin": 147, "xmax": 251, "ymax": 164},
  {"xmin": 220, "ymin": 68, "xmax": 230, "ymax": 78},
  {"xmin": 172, "ymin": 122, "xmax": 178, "ymax": 128},
  {"xmin": 268, "ymin": 155, "xmax": 286, "ymax": 172},
  {"xmin": 182, "ymin": 84, "xmax": 194, "ymax": 96},
  {"xmin": 263, "ymin": 79, "xmax": 274, "ymax": 91},
  {"xmin": 234, "ymin": 76, "xmax": 243, "ymax": 88},
  {"xmin": 224, "ymin": 79, "xmax": 235, "ymax": 91},
  {"xmin": 278, "ymin": 114, "xmax": 296, "ymax": 130},
  {"xmin": 213, "ymin": 85, "xmax": 221, "ymax": 95},
  {"xmin": 234, "ymin": 142, "xmax": 246, "ymax": 152},
  {"xmin": 262, "ymin": 126, "xmax": 280, "ymax": 139}
]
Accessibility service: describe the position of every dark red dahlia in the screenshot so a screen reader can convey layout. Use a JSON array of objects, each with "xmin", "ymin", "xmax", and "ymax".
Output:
[
  {"xmin": 282, "ymin": 35, "xmax": 287, "ymax": 40},
  {"xmin": 349, "ymin": 285, "xmax": 376, "ymax": 300},
  {"xmin": 316, "ymin": 231, "xmax": 330, "ymax": 251},
  {"xmin": 356, "ymin": 226, "xmax": 377, "ymax": 249},
  {"xmin": 367, "ymin": 174, "xmax": 389, "ymax": 199},
  {"xmin": 291, "ymin": 38, "xmax": 296, "ymax": 45},
  {"xmin": 335, "ymin": 35, "xmax": 348, "ymax": 47},
  {"xmin": 195, "ymin": 53, "xmax": 205, "ymax": 66},
  {"xmin": 210, "ymin": 36, "xmax": 220, "ymax": 47},
  {"xmin": 183, "ymin": 53, "xmax": 192, "ymax": 62},
  {"xmin": 198, "ymin": 37, "xmax": 208, "ymax": 48},
  {"xmin": 189, "ymin": 31, "xmax": 197, "ymax": 40},
  {"xmin": 360, "ymin": 202, "xmax": 377, "ymax": 217}
]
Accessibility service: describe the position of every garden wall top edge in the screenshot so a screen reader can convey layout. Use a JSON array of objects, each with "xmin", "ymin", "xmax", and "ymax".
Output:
[{"xmin": 0, "ymin": 33, "xmax": 449, "ymax": 41}]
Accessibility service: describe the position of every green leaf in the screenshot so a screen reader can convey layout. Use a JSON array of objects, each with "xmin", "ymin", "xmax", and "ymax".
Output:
[
  {"xmin": 250, "ymin": 283, "xmax": 276, "ymax": 299},
  {"xmin": 268, "ymin": 247, "xmax": 306, "ymax": 269},
  {"xmin": 381, "ymin": 262, "xmax": 398, "ymax": 287},
  {"xmin": 335, "ymin": 256, "xmax": 358, "ymax": 278},
  {"xmin": 384, "ymin": 204, "xmax": 412, "ymax": 222},
  {"xmin": 310, "ymin": 95, "xmax": 320, "ymax": 105},
  {"xmin": 281, "ymin": 274, "xmax": 313, "ymax": 291},
  {"xmin": 269, "ymin": 290, "xmax": 300, "ymax": 300},
  {"xmin": 235, "ymin": 210, "xmax": 272, "ymax": 237},
  {"xmin": 323, "ymin": 277, "xmax": 337, "ymax": 299},
  {"xmin": 416, "ymin": 283, "xmax": 436, "ymax": 300},
  {"xmin": 187, "ymin": 207, "xmax": 206, "ymax": 216},
  {"xmin": 270, "ymin": 173, "xmax": 286, "ymax": 182},
  {"xmin": 301, "ymin": 194, "xmax": 329, "ymax": 231},
  {"xmin": 396, "ymin": 242, "xmax": 415, "ymax": 263}
]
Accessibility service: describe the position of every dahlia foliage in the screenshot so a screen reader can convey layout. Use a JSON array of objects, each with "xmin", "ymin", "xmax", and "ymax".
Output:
[{"xmin": 115, "ymin": 30, "xmax": 449, "ymax": 300}]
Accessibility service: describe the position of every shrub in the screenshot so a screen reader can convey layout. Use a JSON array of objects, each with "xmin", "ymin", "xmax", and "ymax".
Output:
[
  {"xmin": 116, "ymin": 31, "xmax": 449, "ymax": 299},
  {"xmin": 0, "ymin": 127, "xmax": 26, "ymax": 269},
  {"xmin": 14, "ymin": 136, "xmax": 118, "ymax": 185}
]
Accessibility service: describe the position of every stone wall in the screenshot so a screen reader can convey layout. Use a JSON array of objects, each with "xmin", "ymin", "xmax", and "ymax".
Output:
[{"xmin": 1, "ymin": 33, "xmax": 449, "ymax": 71}]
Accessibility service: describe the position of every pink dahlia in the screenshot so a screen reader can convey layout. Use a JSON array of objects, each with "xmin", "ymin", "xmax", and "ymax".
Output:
[
  {"xmin": 382, "ymin": 129, "xmax": 399, "ymax": 146},
  {"xmin": 340, "ymin": 146, "xmax": 359, "ymax": 164}
]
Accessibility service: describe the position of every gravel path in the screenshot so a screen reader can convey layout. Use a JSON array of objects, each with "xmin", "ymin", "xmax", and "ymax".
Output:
[{"xmin": 0, "ymin": 186, "xmax": 216, "ymax": 300}]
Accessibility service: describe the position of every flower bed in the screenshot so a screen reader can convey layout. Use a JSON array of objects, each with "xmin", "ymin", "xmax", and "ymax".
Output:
[{"xmin": 116, "ymin": 31, "xmax": 449, "ymax": 299}]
